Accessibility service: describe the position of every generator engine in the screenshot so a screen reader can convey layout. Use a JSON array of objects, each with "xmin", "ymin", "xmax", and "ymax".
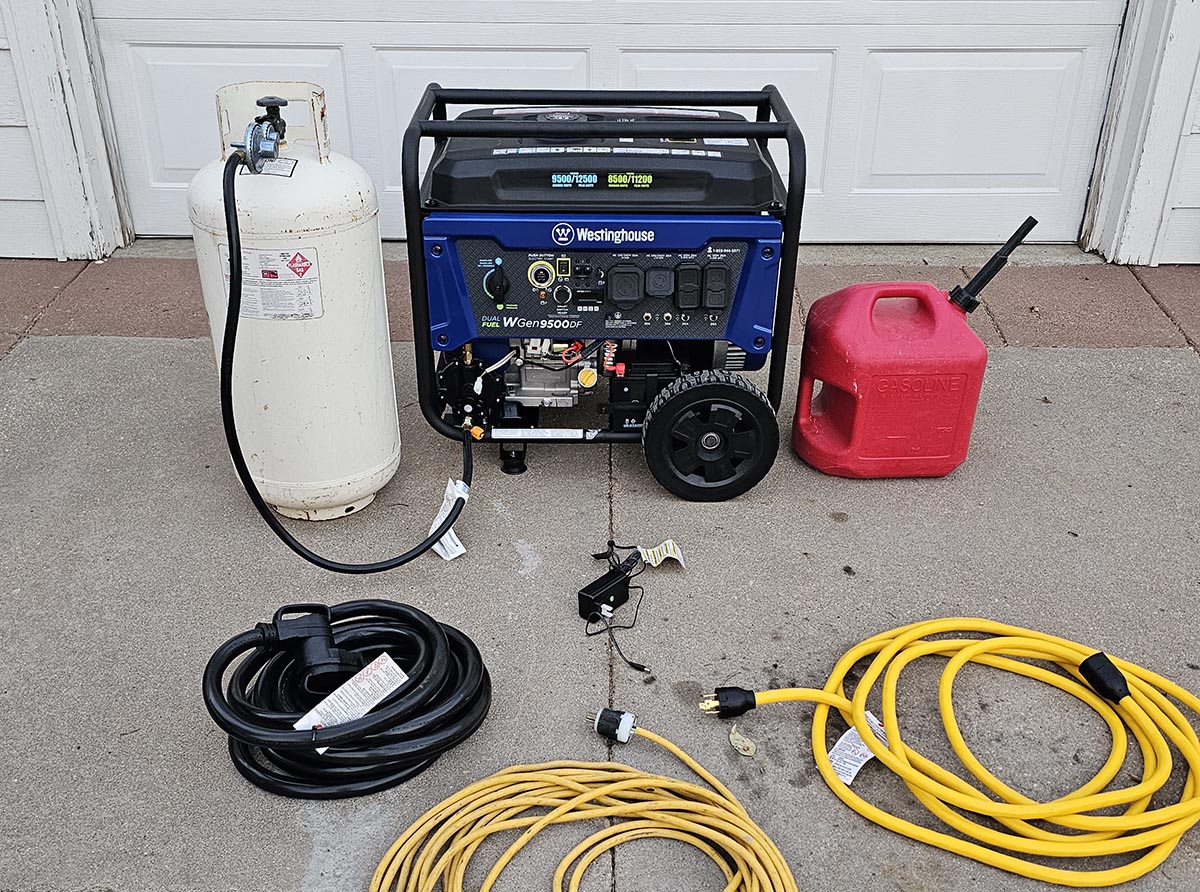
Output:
[{"xmin": 407, "ymin": 88, "xmax": 804, "ymax": 501}]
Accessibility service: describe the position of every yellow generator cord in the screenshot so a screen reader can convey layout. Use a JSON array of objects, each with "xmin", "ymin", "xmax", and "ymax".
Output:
[
  {"xmin": 704, "ymin": 617, "xmax": 1200, "ymax": 887},
  {"xmin": 371, "ymin": 725, "xmax": 797, "ymax": 892}
]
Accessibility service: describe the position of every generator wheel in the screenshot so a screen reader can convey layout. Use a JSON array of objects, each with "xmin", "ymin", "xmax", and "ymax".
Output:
[{"xmin": 641, "ymin": 370, "xmax": 779, "ymax": 501}]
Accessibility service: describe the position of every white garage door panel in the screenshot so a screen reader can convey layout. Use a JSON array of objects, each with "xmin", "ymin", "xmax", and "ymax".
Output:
[
  {"xmin": 856, "ymin": 50, "xmax": 1082, "ymax": 190},
  {"xmin": 90, "ymin": 1, "xmax": 1125, "ymax": 26},
  {"xmin": 370, "ymin": 48, "xmax": 591, "ymax": 228},
  {"xmin": 105, "ymin": 40, "xmax": 351, "ymax": 234},
  {"xmin": 614, "ymin": 27, "xmax": 1115, "ymax": 241},
  {"xmin": 617, "ymin": 50, "xmax": 835, "ymax": 195},
  {"xmin": 95, "ymin": 19, "xmax": 1118, "ymax": 242}
]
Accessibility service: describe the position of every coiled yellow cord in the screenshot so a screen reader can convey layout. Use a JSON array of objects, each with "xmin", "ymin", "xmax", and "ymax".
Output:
[
  {"xmin": 371, "ymin": 726, "xmax": 797, "ymax": 892},
  {"xmin": 744, "ymin": 618, "xmax": 1200, "ymax": 887}
]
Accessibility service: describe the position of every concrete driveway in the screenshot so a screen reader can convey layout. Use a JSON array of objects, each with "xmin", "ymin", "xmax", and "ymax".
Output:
[{"xmin": 1, "ymin": 250, "xmax": 1198, "ymax": 892}]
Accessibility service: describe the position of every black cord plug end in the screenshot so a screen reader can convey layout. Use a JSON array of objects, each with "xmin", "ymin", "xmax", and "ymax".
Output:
[
  {"xmin": 269, "ymin": 604, "xmax": 356, "ymax": 695},
  {"xmin": 1081, "ymin": 653, "xmax": 1131, "ymax": 703},
  {"xmin": 699, "ymin": 687, "xmax": 757, "ymax": 719}
]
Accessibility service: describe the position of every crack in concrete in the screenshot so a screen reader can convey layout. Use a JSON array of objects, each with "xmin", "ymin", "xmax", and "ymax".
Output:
[
  {"xmin": 0, "ymin": 261, "xmax": 91, "ymax": 362},
  {"xmin": 1131, "ymin": 267, "xmax": 1200, "ymax": 357},
  {"xmin": 605, "ymin": 441, "xmax": 617, "ymax": 892},
  {"xmin": 961, "ymin": 264, "xmax": 1009, "ymax": 346}
]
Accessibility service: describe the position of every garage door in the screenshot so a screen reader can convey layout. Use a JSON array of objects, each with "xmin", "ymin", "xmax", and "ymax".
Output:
[{"xmin": 93, "ymin": 1, "xmax": 1123, "ymax": 243}]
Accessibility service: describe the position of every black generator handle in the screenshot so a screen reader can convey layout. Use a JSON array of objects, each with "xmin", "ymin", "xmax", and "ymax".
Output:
[{"xmin": 402, "ymin": 84, "xmax": 807, "ymax": 442}]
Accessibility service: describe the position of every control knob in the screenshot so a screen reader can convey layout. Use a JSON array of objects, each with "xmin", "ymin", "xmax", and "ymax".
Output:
[{"xmin": 483, "ymin": 262, "xmax": 508, "ymax": 300}]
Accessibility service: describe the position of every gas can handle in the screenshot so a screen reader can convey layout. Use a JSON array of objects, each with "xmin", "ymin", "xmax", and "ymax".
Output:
[
  {"xmin": 797, "ymin": 374, "xmax": 815, "ymax": 424},
  {"xmin": 865, "ymin": 282, "xmax": 946, "ymax": 315}
]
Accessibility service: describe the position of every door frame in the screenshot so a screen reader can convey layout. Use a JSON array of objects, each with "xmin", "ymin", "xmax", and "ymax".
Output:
[
  {"xmin": 1081, "ymin": 0, "xmax": 1200, "ymax": 263},
  {"xmin": 0, "ymin": 0, "xmax": 131, "ymax": 259}
]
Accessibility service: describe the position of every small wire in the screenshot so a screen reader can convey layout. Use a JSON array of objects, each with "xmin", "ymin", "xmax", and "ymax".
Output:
[
  {"xmin": 518, "ymin": 339, "xmax": 606, "ymax": 370},
  {"xmin": 664, "ymin": 340, "xmax": 683, "ymax": 371},
  {"xmin": 480, "ymin": 350, "xmax": 517, "ymax": 375},
  {"xmin": 585, "ymin": 586, "xmax": 645, "ymax": 635},
  {"xmin": 585, "ymin": 585, "xmax": 649, "ymax": 673},
  {"xmin": 603, "ymin": 541, "xmax": 646, "ymax": 578},
  {"xmin": 605, "ymin": 620, "xmax": 650, "ymax": 674}
]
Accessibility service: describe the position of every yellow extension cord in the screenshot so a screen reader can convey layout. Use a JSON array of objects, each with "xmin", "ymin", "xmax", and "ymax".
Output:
[
  {"xmin": 370, "ymin": 726, "xmax": 797, "ymax": 892},
  {"xmin": 745, "ymin": 618, "xmax": 1200, "ymax": 887},
  {"xmin": 372, "ymin": 618, "xmax": 1200, "ymax": 891}
]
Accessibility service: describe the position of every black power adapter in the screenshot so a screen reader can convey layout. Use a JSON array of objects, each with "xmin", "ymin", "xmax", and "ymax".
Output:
[
  {"xmin": 577, "ymin": 544, "xmax": 650, "ymax": 674},
  {"xmin": 578, "ymin": 551, "xmax": 641, "ymax": 620}
]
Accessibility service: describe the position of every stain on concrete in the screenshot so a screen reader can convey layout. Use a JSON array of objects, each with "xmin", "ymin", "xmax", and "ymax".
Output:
[
  {"xmin": 672, "ymin": 680, "xmax": 704, "ymax": 708},
  {"xmin": 514, "ymin": 538, "xmax": 541, "ymax": 576},
  {"xmin": 297, "ymin": 800, "xmax": 391, "ymax": 892}
]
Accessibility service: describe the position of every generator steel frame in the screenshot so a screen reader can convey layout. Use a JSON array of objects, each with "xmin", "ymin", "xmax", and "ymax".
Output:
[{"xmin": 403, "ymin": 84, "xmax": 807, "ymax": 445}]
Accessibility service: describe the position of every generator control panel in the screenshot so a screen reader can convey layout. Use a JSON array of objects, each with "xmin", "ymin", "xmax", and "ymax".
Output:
[
  {"xmin": 462, "ymin": 238, "xmax": 747, "ymax": 337},
  {"xmin": 422, "ymin": 213, "xmax": 783, "ymax": 354}
]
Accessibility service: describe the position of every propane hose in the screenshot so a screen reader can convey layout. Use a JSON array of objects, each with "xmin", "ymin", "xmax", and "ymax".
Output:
[
  {"xmin": 371, "ymin": 709, "xmax": 796, "ymax": 892},
  {"xmin": 202, "ymin": 599, "xmax": 491, "ymax": 799},
  {"xmin": 701, "ymin": 618, "xmax": 1200, "ymax": 887},
  {"xmin": 220, "ymin": 153, "xmax": 472, "ymax": 573}
]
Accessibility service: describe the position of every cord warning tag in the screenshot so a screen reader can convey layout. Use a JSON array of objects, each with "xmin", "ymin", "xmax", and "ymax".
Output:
[
  {"xmin": 430, "ymin": 479, "xmax": 471, "ymax": 561},
  {"xmin": 638, "ymin": 539, "xmax": 685, "ymax": 568},
  {"xmin": 293, "ymin": 653, "xmax": 409, "ymax": 754},
  {"xmin": 827, "ymin": 710, "xmax": 888, "ymax": 784}
]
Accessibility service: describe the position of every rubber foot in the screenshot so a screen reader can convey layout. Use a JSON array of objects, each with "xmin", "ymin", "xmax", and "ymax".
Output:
[{"xmin": 500, "ymin": 447, "xmax": 527, "ymax": 475}]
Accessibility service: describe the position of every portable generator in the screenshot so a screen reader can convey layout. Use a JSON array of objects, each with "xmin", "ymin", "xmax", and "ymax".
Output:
[{"xmin": 405, "ymin": 86, "xmax": 805, "ymax": 501}]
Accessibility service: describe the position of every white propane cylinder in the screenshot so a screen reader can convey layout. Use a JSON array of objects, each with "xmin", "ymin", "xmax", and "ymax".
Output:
[{"xmin": 188, "ymin": 82, "xmax": 400, "ymax": 520}]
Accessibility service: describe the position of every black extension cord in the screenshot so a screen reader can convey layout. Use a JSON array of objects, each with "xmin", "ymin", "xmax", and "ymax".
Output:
[
  {"xmin": 220, "ymin": 152, "xmax": 472, "ymax": 573},
  {"xmin": 202, "ymin": 599, "xmax": 491, "ymax": 799}
]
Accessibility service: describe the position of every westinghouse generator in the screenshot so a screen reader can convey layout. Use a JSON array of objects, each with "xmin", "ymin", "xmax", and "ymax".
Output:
[{"xmin": 405, "ymin": 86, "xmax": 805, "ymax": 501}]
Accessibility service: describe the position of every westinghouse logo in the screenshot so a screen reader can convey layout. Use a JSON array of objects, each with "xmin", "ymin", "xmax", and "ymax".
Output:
[{"xmin": 552, "ymin": 222, "xmax": 655, "ymax": 246}]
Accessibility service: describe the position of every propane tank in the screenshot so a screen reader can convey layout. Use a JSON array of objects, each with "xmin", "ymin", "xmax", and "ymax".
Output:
[{"xmin": 188, "ymin": 82, "xmax": 399, "ymax": 520}]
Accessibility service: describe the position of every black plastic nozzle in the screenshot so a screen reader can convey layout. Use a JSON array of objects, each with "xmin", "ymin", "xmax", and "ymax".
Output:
[{"xmin": 949, "ymin": 216, "xmax": 1038, "ymax": 313}]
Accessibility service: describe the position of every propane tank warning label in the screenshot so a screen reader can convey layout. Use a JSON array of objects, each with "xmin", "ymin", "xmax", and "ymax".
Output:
[{"xmin": 218, "ymin": 244, "xmax": 324, "ymax": 320}]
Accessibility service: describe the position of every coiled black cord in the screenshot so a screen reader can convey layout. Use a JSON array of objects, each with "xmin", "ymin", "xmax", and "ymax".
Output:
[
  {"xmin": 220, "ymin": 153, "xmax": 472, "ymax": 573},
  {"xmin": 202, "ymin": 599, "xmax": 491, "ymax": 799}
]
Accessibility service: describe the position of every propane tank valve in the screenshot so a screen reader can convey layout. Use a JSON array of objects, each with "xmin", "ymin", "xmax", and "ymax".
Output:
[{"xmin": 231, "ymin": 96, "xmax": 288, "ymax": 173}]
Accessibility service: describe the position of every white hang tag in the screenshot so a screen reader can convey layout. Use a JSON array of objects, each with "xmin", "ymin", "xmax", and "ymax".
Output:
[
  {"xmin": 429, "ymin": 478, "xmax": 470, "ymax": 561},
  {"xmin": 292, "ymin": 653, "xmax": 410, "ymax": 754},
  {"xmin": 828, "ymin": 710, "xmax": 889, "ymax": 784},
  {"xmin": 638, "ymin": 539, "xmax": 685, "ymax": 568}
]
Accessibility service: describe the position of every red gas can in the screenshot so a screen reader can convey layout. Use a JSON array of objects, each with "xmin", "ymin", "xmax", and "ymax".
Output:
[
  {"xmin": 792, "ymin": 216, "xmax": 1037, "ymax": 478},
  {"xmin": 792, "ymin": 282, "xmax": 986, "ymax": 478}
]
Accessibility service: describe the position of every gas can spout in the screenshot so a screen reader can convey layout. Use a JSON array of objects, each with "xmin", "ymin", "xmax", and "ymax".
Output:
[{"xmin": 949, "ymin": 216, "xmax": 1038, "ymax": 313}]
